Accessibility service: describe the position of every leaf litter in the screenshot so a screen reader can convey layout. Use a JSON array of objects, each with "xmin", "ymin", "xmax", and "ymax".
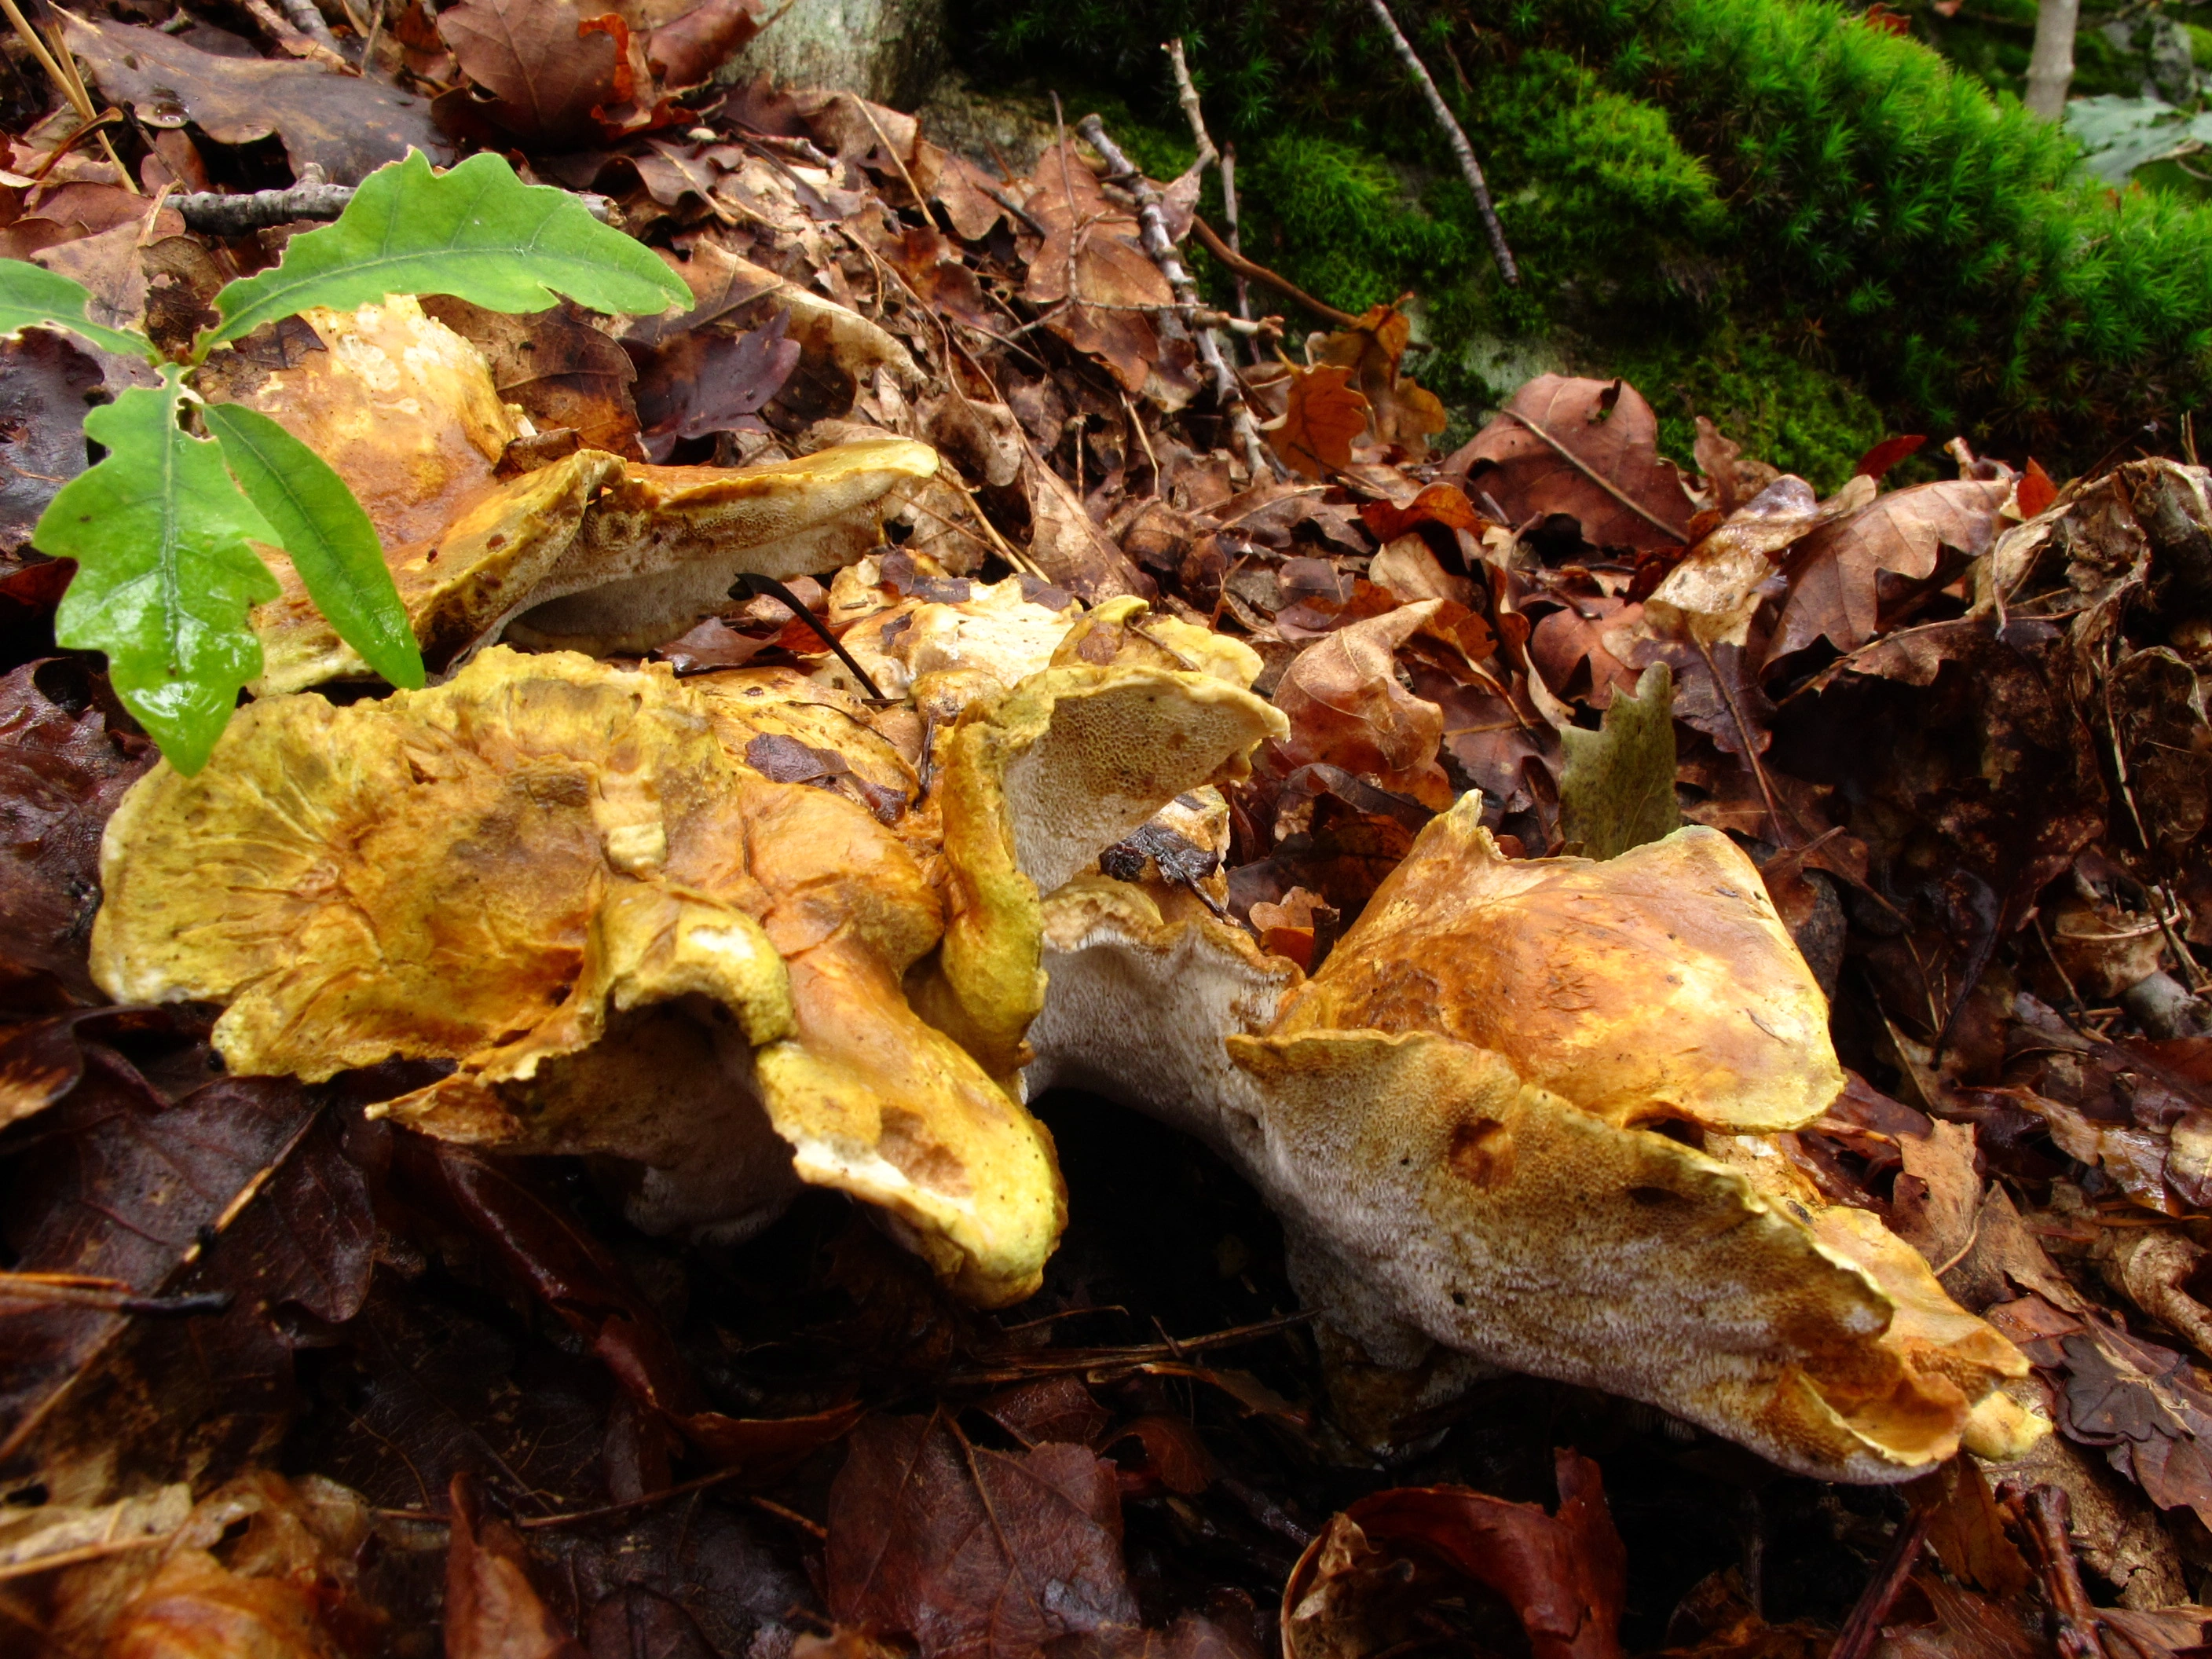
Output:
[{"xmin": 3, "ymin": 6, "xmax": 2212, "ymax": 1657}]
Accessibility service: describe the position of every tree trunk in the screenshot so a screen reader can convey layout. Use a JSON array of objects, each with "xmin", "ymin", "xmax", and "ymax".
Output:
[
  {"xmin": 2025, "ymin": 0, "xmax": 2079, "ymax": 121},
  {"xmin": 721, "ymin": 0, "xmax": 946, "ymax": 107}
]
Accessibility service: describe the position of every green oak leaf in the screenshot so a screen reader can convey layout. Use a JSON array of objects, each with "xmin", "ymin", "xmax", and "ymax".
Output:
[
  {"xmin": 43, "ymin": 370, "xmax": 281, "ymax": 774},
  {"xmin": 204, "ymin": 150, "xmax": 690, "ymax": 353},
  {"xmin": 203, "ymin": 402, "xmax": 424, "ymax": 690},
  {"xmin": 0, "ymin": 258, "xmax": 158, "ymax": 359},
  {"xmin": 1557, "ymin": 661, "xmax": 1681, "ymax": 862}
]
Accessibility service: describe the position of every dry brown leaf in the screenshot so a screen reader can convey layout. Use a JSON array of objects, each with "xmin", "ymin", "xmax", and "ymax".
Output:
[
  {"xmin": 1310, "ymin": 302, "xmax": 1448, "ymax": 459},
  {"xmin": 1265, "ymin": 364, "xmax": 1370, "ymax": 481},
  {"xmin": 1449, "ymin": 375, "xmax": 1693, "ymax": 549},
  {"xmin": 1767, "ymin": 478, "xmax": 2012, "ymax": 661},
  {"xmin": 1272, "ymin": 602, "xmax": 1452, "ymax": 809},
  {"xmin": 64, "ymin": 13, "xmax": 453, "ymax": 184}
]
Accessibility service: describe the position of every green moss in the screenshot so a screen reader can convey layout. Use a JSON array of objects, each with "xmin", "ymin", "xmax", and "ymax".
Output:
[{"xmin": 955, "ymin": 0, "xmax": 2212, "ymax": 472}]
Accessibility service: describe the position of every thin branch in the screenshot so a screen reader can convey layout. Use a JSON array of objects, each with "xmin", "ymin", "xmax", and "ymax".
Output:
[
  {"xmin": 172, "ymin": 178, "xmax": 354, "ymax": 234},
  {"xmin": 3, "ymin": 0, "xmax": 135, "ymax": 192},
  {"xmin": 1163, "ymin": 38, "xmax": 1218, "ymax": 173},
  {"xmin": 1361, "ymin": 0, "xmax": 1516, "ymax": 284},
  {"xmin": 272, "ymin": 0, "xmax": 349, "ymax": 60},
  {"xmin": 1829, "ymin": 1507, "xmax": 1932, "ymax": 1659},
  {"xmin": 1078, "ymin": 112, "xmax": 1280, "ymax": 482},
  {"xmin": 1191, "ymin": 216, "xmax": 1357, "ymax": 326}
]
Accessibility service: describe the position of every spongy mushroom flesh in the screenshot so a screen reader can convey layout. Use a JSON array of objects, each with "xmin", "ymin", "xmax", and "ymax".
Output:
[
  {"xmin": 225, "ymin": 296, "xmax": 941, "ymax": 690},
  {"xmin": 1016, "ymin": 797, "xmax": 2037, "ymax": 1482},
  {"xmin": 88, "ymin": 647, "xmax": 1059, "ymax": 1306}
]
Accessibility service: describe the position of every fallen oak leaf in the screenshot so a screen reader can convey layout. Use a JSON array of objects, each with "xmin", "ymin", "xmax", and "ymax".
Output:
[
  {"xmin": 1448, "ymin": 375, "xmax": 1692, "ymax": 550},
  {"xmin": 1309, "ymin": 301, "xmax": 1447, "ymax": 459},
  {"xmin": 1358, "ymin": 481, "xmax": 1482, "ymax": 543},
  {"xmin": 1767, "ymin": 477, "xmax": 2012, "ymax": 663},
  {"xmin": 1855, "ymin": 434, "xmax": 1928, "ymax": 483},
  {"xmin": 1263, "ymin": 363, "xmax": 1371, "ymax": 482},
  {"xmin": 826, "ymin": 1409, "xmax": 1137, "ymax": 1659},
  {"xmin": 436, "ymin": 0, "xmax": 625, "ymax": 148},
  {"xmin": 1271, "ymin": 601, "xmax": 1452, "ymax": 810},
  {"xmin": 1556, "ymin": 661, "xmax": 1679, "ymax": 861},
  {"xmin": 446, "ymin": 1474, "xmax": 588, "ymax": 1659},
  {"xmin": 632, "ymin": 309, "xmax": 800, "ymax": 460}
]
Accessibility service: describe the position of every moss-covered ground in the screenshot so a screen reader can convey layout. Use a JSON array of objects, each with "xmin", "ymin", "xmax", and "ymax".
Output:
[{"xmin": 953, "ymin": 0, "xmax": 2212, "ymax": 485}]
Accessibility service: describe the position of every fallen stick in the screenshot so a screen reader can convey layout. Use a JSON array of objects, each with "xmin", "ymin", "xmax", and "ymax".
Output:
[
  {"xmin": 171, "ymin": 175, "xmax": 614, "ymax": 234},
  {"xmin": 1362, "ymin": 0, "xmax": 1518, "ymax": 285},
  {"xmin": 1076, "ymin": 112, "xmax": 1280, "ymax": 484},
  {"xmin": 172, "ymin": 178, "xmax": 356, "ymax": 234},
  {"xmin": 1191, "ymin": 216, "xmax": 1357, "ymax": 328},
  {"xmin": 1219, "ymin": 142, "xmax": 1252, "ymax": 328}
]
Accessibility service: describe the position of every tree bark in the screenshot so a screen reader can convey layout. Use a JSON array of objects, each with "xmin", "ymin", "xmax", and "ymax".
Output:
[{"xmin": 2025, "ymin": 0, "xmax": 2079, "ymax": 121}]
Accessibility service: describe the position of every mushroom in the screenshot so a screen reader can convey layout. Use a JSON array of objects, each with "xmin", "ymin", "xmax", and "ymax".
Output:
[
  {"xmin": 1005, "ymin": 797, "xmax": 2040, "ymax": 1481},
  {"xmin": 88, "ymin": 646, "xmax": 1281, "ymax": 1306},
  {"xmin": 218, "ymin": 298, "xmax": 940, "ymax": 690}
]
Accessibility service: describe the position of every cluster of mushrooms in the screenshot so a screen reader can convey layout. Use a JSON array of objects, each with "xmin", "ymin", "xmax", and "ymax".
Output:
[{"xmin": 91, "ymin": 295, "xmax": 2042, "ymax": 1484}]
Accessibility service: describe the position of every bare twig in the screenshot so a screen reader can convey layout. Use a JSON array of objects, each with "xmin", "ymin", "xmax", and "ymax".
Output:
[
  {"xmin": 240, "ymin": 0, "xmax": 356, "ymax": 72},
  {"xmin": 1163, "ymin": 38, "xmax": 1218, "ymax": 174},
  {"xmin": 3, "ymin": 0, "xmax": 135, "ymax": 192},
  {"xmin": 167, "ymin": 175, "xmax": 613, "ymax": 233},
  {"xmin": 1219, "ymin": 144, "xmax": 1251, "ymax": 325},
  {"xmin": 1191, "ymin": 216, "xmax": 1357, "ymax": 327},
  {"xmin": 172, "ymin": 175, "xmax": 353, "ymax": 234},
  {"xmin": 272, "ymin": 0, "xmax": 348, "ymax": 60},
  {"xmin": 2009, "ymin": 1485, "xmax": 2106, "ymax": 1659},
  {"xmin": 1361, "ymin": 0, "xmax": 1516, "ymax": 284},
  {"xmin": 1829, "ymin": 1506, "xmax": 1932, "ymax": 1659},
  {"xmin": 1078, "ymin": 112, "xmax": 1280, "ymax": 482}
]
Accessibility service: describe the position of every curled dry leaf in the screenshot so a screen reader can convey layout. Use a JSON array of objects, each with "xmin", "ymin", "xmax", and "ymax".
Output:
[
  {"xmin": 1283, "ymin": 1451, "xmax": 1626, "ymax": 1659},
  {"xmin": 1448, "ymin": 375, "xmax": 1692, "ymax": 549},
  {"xmin": 1265, "ymin": 363, "xmax": 1370, "ymax": 481},
  {"xmin": 1272, "ymin": 602, "xmax": 1452, "ymax": 811},
  {"xmin": 1767, "ymin": 477, "xmax": 2012, "ymax": 661},
  {"xmin": 1309, "ymin": 302, "xmax": 1447, "ymax": 460}
]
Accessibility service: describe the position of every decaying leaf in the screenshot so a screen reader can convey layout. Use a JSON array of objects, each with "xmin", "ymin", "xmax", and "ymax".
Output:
[
  {"xmin": 1557, "ymin": 661, "xmax": 1679, "ymax": 859},
  {"xmin": 1450, "ymin": 376, "xmax": 1692, "ymax": 549},
  {"xmin": 826, "ymin": 1411, "xmax": 1137, "ymax": 1659},
  {"xmin": 64, "ymin": 13, "xmax": 453, "ymax": 185},
  {"xmin": 1272, "ymin": 602, "xmax": 1452, "ymax": 810},
  {"xmin": 1767, "ymin": 478, "xmax": 2011, "ymax": 661}
]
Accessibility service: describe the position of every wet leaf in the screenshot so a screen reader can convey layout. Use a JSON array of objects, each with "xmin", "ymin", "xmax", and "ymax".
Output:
[
  {"xmin": 0, "ymin": 660, "xmax": 152, "ymax": 1000},
  {"xmin": 826, "ymin": 1409, "xmax": 1136, "ymax": 1659},
  {"xmin": 1284, "ymin": 1451, "xmax": 1626, "ymax": 1659},
  {"xmin": 0, "ymin": 331, "xmax": 108, "ymax": 551},
  {"xmin": 447, "ymin": 1474, "xmax": 590, "ymax": 1658},
  {"xmin": 1558, "ymin": 661, "xmax": 1679, "ymax": 860}
]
